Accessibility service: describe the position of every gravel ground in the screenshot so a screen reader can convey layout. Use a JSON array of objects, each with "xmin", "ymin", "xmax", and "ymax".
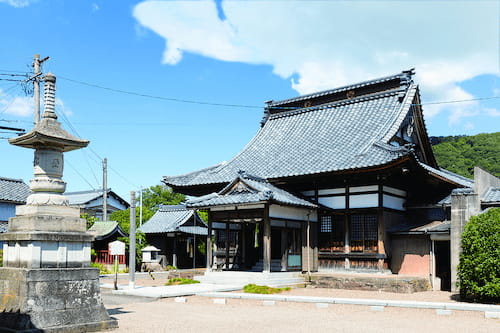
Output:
[{"xmin": 101, "ymin": 274, "xmax": 500, "ymax": 333}]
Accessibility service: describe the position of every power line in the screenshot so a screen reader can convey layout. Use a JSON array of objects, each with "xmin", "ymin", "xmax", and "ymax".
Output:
[{"xmin": 58, "ymin": 75, "xmax": 264, "ymax": 109}]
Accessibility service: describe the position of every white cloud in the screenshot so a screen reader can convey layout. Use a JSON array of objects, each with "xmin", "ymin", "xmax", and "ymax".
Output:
[
  {"xmin": 0, "ymin": 0, "xmax": 36, "ymax": 7},
  {"xmin": 133, "ymin": 0, "xmax": 499, "ymax": 126},
  {"xmin": 0, "ymin": 89, "xmax": 33, "ymax": 117},
  {"xmin": 92, "ymin": 3, "xmax": 99, "ymax": 12}
]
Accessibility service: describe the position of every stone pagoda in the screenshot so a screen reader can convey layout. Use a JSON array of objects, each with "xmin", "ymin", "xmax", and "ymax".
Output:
[{"xmin": 0, "ymin": 73, "xmax": 117, "ymax": 332}]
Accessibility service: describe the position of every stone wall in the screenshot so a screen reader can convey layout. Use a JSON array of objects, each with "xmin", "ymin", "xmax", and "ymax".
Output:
[{"xmin": 310, "ymin": 273, "xmax": 431, "ymax": 293}]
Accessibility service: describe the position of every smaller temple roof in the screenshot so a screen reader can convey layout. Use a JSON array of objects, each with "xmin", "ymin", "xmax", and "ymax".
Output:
[
  {"xmin": 88, "ymin": 221, "xmax": 127, "ymax": 241},
  {"xmin": 417, "ymin": 162, "xmax": 474, "ymax": 188},
  {"xmin": 0, "ymin": 177, "xmax": 29, "ymax": 203},
  {"xmin": 139, "ymin": 204, "xmax": 207, "ymax": 235},
  {"xmin": 187, "ymin": 171, "xmax": 317, "ymax": 209},
  {"xmin": 388, "ymin": 220, "xmax": 450, "ymax": 235}
]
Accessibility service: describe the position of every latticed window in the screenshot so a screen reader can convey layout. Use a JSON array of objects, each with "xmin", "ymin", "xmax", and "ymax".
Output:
[
  {"xmin": 319, "ymin": 215, "xmax": 344, "ymax": 252},
  {"xmin": 350, "ymin": 214, "xmax": 378, "ymax": 252},
  {"xmin": 320, "ymin": 216, "xmax": 332, "ymax": 232}
]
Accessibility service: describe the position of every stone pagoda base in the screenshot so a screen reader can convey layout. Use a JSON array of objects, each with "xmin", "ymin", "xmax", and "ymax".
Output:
[
  {"xmin": 0, "ymin": 205, "xmax": 117, "ymax": 332},
  {"xmin": 0, "ymin": 267, "xmax": 117, "ymax": 332}
]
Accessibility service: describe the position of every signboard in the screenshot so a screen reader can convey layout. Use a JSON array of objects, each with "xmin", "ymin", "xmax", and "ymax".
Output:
[{"xmin": 109, "ymin": 240, "xmax": 125, "ymax": 256}]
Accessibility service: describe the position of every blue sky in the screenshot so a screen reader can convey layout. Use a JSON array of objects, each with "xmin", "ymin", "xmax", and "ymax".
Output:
[{"xmin": 0, "ymin": 0, "xmax": 498, "ymax": 202}]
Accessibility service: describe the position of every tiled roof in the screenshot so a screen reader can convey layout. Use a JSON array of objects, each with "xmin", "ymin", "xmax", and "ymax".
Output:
[
  {"xmin": 0, "ymin": 221, "xmax": 8, "ymax": 233},
  {"xmin": 65, "ymin": 189, "xmax": 129, "ymax": 207},
  {"xmin": 0, "ymin": 177, "xmax": 29, "ymax": 203},
  {"xmin": 139, "ymin": 204, "xmax": 207, "ymax": 235},
  {"xmin": 187, "ymin": 171, "xmax": 317, "ymax": 209},
  {"xmin": 417, "ymin": 162, "xmax": 474, "ymax": 188},
  {"xmin": 267, "ymin": 70, "xmax": 413, "ymax": 107},
  {"xmin": 388, "ymin": 220, "xmax": 450, "ymax": 234},
  {"xmin": 165, "ymin": 84, "xmax": 418, "ymax": 188},
  {"xmin": 482, "ymin": 187, "xmax": 500, "ymax": 203},
  {"xmin": 87, "ymin": 221, "xmax": 127, "ymax": 240}
]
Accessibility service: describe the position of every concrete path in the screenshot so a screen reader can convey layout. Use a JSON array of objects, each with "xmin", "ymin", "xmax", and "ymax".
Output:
[
  {"xmin": 107, "ymin": 283, "xmax": 244, "ymax": 298},
  {"xmin": 197, "ymin": 291, "xmax": 500, "ymax": 314}
]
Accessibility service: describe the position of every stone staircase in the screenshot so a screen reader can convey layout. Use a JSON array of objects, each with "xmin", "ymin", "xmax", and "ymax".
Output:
[{"xmin": 251, "ymin": 259, "xmax": 284, "ymax": 272}]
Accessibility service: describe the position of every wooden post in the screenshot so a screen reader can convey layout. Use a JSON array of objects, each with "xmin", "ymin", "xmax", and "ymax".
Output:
[
  {"xmin": 263, "ymin": 206, "xmax": 271, "ymax": 273},
  {"xmin": 377, "ymin": 183, "xmax": 385, "ymax": 270},
  {"xmin": 172, "ymin": 237, "xmax": 177, "ymax": 268},
  {"xmin": 206, "ymin": 213, "xmax": 212, "ymax": 271},
  {"xmin": 281, "ymin": 229, "xmax": 287, "ymax": 272},
  {"xmin": 224, "ymin": 222, "xmax": 230, "ymax": 270}
]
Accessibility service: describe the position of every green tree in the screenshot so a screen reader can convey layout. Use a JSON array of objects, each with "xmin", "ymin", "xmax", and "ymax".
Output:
[
  {"xmin": 109, "ymin": 184, "xmax": 186, "ymax": 269},
  {"xmin": 140, "ymin": 185, "xmax": 185, "ymax": 212},
  {"xmin": 432, "ymin": 132, "xmax": 500, "ymax": 178},
  {"xmin": 458, "ymin": 208, "xmax": 500, "ymax": 302},
  {"xmin": 82, "ymin": 213, "xmax": 99, "ymax": 229}
]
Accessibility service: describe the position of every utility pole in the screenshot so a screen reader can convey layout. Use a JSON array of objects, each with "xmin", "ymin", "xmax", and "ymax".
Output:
[
  {"xmin": 139, "ymin": 186, "xmax": 143, "ymax": 227},
  {"xmin": 129, "ymin": 191, "xmax": 136, "ymax": 289},
  {"xmin": 102, "ymin": 158, "xmax": 108, "ymax": 221},
  {"xmin": 32, "ymin": 54, "xmax": 49, "ymax": 125}
]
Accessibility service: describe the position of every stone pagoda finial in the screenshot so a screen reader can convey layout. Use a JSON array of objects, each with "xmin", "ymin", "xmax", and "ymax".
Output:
[
  {"xmin": 42, "ymin": 72, "xmax": 57, "ymax": 119},
  {"xmin": 8, "ymin": 72, "xmax": 89, "ymax": 206}
]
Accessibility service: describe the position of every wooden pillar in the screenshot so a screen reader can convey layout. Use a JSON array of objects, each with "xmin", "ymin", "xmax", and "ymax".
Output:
[
  {"xmin": 377, "ymin": 183, "xmax": 385, "ymax": 270},
  {"xmin": 281, "ymin": 229, "xmax": 288, "ymax": 272},
  {"xmin": 241, "ymin": 224, "xmax": 246, "ymax": 267},
  {"xmin": 344, "ymin": 183, "xmax": 350, "ymax": 269},
  {"xmin": 172, "ymin": 236, "xmax": 178, "ymax": 268},
  {"xmin": 263, "ymin": 206, "xmax": 271, "ymax": 273},
  {"xmin": 225, "ymin": 222, "xmax": 230, "ymax": 270},
  {"xmin": 206, "ymin": 213, "xmax": 212, "ymax": 271}
]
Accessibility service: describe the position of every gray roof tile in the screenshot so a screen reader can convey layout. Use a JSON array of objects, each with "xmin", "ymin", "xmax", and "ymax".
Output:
[
  {"xmin": 482, "ymin": 187, "xmax": 500, "ymax": 203},
  {"xmin": 165, "ymin": 87, "xmax": 415, "ymax": 188},
  {"xmin": 187, "ymin": 171, "xmax": 316, "ymax": 209},
  {"xmin": 0, "ymin": 177, "xmax": 29, "ymax": 203},
  {"xmin": 65, "ymin": 189, "xmax": 129, "ymax": 207},
  {"xmin": 139, "ymin": 204, "xmax": 207, "ymax": 235}
]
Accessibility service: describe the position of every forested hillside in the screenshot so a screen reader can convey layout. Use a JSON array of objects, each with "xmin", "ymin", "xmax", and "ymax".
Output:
[{"xmin": 431, "ymin": 132, "xmax": 500, "ymax": 179}]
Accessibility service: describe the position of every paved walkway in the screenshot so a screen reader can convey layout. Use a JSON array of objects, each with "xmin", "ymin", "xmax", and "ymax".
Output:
[
  {"xmin": 102, "ymin": 280, "xmax": 500, "ymax": 316},
  {"xmin": 197, "ymin": 291, "xmax": 500, "ymax": 314},
  {"xmin": 106, "ymin": 282, "xmax": 244, "ymax": 298}
]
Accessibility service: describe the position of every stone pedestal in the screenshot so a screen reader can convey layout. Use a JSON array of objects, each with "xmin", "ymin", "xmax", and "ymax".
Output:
[
  {"xmin": 0, "ymin": 206, "xmax": 117, "ymax": 332},
  {"xmin": 0, "ymin": 268, "xmax": 117, "ymax": 332}
]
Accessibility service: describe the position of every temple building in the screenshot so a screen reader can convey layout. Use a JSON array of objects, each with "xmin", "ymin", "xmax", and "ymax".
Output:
[{"xmin": 163, "ymin": 70, "xmax": 489, "ymax": 290}]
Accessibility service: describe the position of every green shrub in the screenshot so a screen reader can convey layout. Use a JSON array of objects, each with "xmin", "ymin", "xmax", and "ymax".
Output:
[
  {"xmin": 243, "ymin": 284, "xmax": 291, "ymax": 294},
  {"xmin": 90, "ymin": 262, "xmax": 113, "ymax": 275},
  {"xmin": 458, "ymin": 208, "xmax": 500, "ymax": 302},
  {"xmin": 0, "ymin": 249, "xmax": 3, "ymax": 267},
  {"xmin": 165, "ymin": 278, "xmax": 200, "ymax": 286}
]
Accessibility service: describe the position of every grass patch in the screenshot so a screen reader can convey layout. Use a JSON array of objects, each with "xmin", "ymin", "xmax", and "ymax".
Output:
[
  {"xmin": 243, "ymin": 284, "xmax": 291, "ymax": 294},
  {"xmin": 165, "ymin": 278, "xmax": 200, "ymax": 286}
]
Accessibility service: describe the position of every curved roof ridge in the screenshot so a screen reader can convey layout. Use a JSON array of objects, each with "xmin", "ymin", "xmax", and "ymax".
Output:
[
  {"xmin": 270, "ymin": 89, "xmax": 401, "ymax": 121},
  {"xmin": 268, "ymin": 69, "xmax": 413, "ymax": 107}
]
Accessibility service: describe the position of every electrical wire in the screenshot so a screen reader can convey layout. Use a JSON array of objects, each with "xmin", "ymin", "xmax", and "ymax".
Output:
[{"xmin": 65, "ymin": 159, "xmax": 97, "ymax": 190}]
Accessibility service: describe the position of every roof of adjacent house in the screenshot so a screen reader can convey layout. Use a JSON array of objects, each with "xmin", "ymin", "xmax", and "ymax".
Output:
[
  {"xmin": 87, "ymin": 221, "xmax": 127, "ymax": 240},
  {"xmin": 0, "ymin": 221, "xmax": 8, "ymax": 233},
  {"xmin": 0, "ymin": 177, "xmax": 29, "ymax": 203},
  {"xmin": 481, "ymin": 187, "xmax": 500, "ymax": 203},
  {"xmin": 164, "ymin": 72, "xmax": 420, "ymax": 189},
  {"xmin": 187, "ymin": 171, "xmax": 317, "ymax": 209},
  {"xmin": 139, "ymin": 204, "xmax": 207, "ymax": 235},
  {"xmin": 65, "ymin": 189, "xmax": 129, "ymax": 208}
]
